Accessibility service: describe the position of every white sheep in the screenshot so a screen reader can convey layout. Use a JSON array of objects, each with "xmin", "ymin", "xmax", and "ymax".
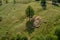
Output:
[{"xmin": 33, "ymin": 16, "xmax": 41, "ymax": 28}]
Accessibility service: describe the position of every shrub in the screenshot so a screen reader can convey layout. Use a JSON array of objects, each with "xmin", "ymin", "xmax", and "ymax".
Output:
[{"xmin": 26, "ymin": 6, "xmax": 34, "ymax": 18}]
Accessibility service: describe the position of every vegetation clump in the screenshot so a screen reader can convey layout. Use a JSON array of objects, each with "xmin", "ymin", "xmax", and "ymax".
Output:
[{"xmin": 26, "ymin": 6, "xmax": 34, "ymax": 19}]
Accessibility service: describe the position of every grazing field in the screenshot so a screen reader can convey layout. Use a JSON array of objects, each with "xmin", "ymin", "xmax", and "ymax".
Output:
[{"xmin": 0, "ymin": 0, "xmax": 60, "ymax": 40}]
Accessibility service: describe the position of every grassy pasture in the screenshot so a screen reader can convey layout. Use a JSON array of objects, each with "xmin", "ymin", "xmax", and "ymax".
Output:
[{"xmin": 0, "ymin": 0, "xmax": 60, "ymax": 40}]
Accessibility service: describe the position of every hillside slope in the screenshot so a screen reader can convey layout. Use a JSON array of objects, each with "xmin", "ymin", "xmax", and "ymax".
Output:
[{"xmin": 0, "ymin": 1, "xmax": 60, "ymax": 40}]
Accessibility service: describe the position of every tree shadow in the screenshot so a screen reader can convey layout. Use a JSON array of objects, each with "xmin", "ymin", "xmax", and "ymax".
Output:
[{"xmin": 25, "ymin": 20, "xmax": 35, "ymax": 34}]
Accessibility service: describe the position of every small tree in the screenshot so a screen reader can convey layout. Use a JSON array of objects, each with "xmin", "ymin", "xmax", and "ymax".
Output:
[
  {"xmin": 41, "ymin": 0, "xmax": 46, "ymax": 10},
  {"xmin": 0, "ymin": 0, "xmax": 2, "ymax": 6},
  {"xmin": 26, "ymin": 6, "xmax": 34, "ymax": 20}
]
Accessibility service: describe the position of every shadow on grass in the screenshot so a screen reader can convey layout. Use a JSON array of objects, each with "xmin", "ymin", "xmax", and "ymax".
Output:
[{"xmin": 25, "ymin": 20, "xmax": 35, "ymax": 34}]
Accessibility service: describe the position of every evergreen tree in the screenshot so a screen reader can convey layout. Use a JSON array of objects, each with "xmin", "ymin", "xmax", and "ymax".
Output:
[{"xmin": 26, "ymin": 6, "xmax": 34, "ymax": 20}]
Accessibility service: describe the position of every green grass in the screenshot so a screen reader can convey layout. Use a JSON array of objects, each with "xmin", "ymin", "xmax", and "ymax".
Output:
[{"xmin": 0, "ymin": 1, "xmax": 60, "ymax": 40}]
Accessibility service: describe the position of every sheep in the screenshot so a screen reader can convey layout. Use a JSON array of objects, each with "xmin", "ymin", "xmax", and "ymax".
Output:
[{"xmin": 32, "ymin": 16, "xmax": 41, "ymax": 28}]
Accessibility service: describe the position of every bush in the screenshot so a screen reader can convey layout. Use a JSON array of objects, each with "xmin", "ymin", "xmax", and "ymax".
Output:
[{"xmin": 26, "ymin": 6, "xmax": 34, "ymax": 18}]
